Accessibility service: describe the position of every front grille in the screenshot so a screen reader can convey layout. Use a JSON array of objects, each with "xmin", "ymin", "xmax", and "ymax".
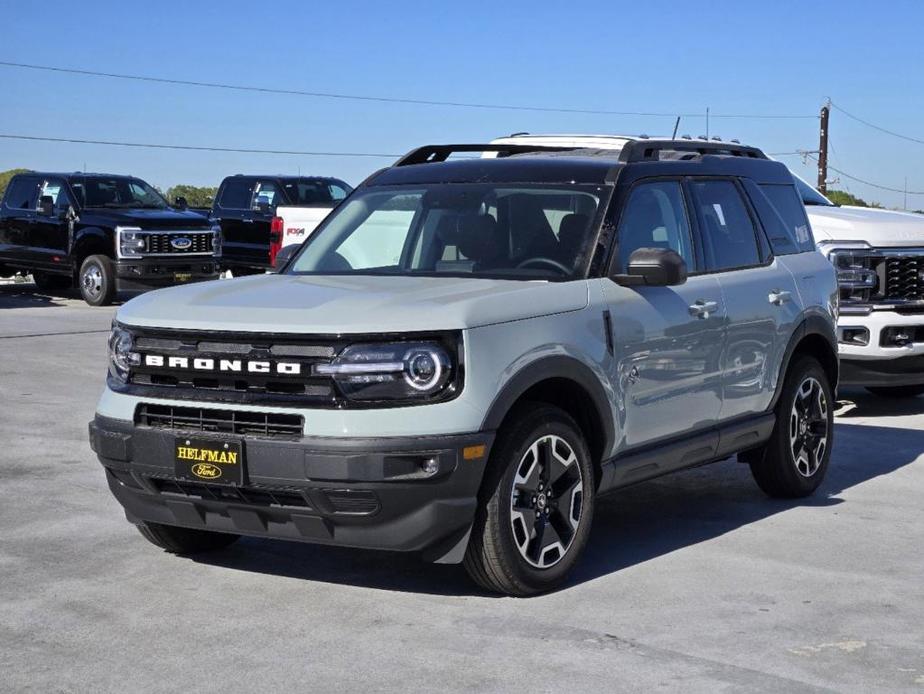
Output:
[
  {"xmin": 145, "ymin": 231, "xmax": 213, "ymax": 255},
  {"xmin": 882, "ymin": 256, "xmax": 924, "ymax": 301},
  {"xmin": 137, "ymin": 404, "xmax": 303, "ymax": 439},
  {"xmin": 324, "ymin": 489, "xmax": 380, "ymax": 515},
  {"xmin": 127, "ymin": 328, "xmax": 345, "ymax": 403},
  {"xmin": 149, "ymin": 477, "xmax": 312, "ymax": 508}
]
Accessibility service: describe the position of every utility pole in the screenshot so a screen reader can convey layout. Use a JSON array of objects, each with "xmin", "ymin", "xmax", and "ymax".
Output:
[{"xmin": 818, "ymin": 103, "xmax": 830, "ymax": 194}]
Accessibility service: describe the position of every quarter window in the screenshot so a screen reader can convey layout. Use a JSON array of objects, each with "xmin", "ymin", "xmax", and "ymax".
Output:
[
  {"xmin": 759, "ymin": 183, "xmax": 815, "ymax": 253},
  {"xmin": 615, "ymin": 181, "xmax": 695, "ymax": 273},
  {"xmin": 690, "ymin": 180, "xmax": 761, "ymax": 271}
]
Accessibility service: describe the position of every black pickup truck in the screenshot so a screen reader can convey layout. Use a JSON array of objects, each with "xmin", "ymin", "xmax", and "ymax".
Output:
[
  {"xmin": 0, "ymin": 172, "xmax": 220, "ymax": 305},
  {"xmin": 212, "ymin": 174, "xmax": 351, "ymax": 274}
]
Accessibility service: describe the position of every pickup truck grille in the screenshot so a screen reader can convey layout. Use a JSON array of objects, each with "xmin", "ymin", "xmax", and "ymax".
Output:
[
  {"xmin": 125, "ymin": 327, "xmax": 347, "ymax": 405},
  {"xmin": 882, "ymin": 255, "xmax": 924, "ymax": 301},
  {"xmin": 145, "ymin": 231, "xmax": 214, "ymax": 255}
]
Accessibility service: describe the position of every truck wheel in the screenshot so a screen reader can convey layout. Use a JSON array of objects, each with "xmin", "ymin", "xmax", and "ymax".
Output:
[
  {"xmin": 464, "ymin": 403, "xmax": 595, "ymax": 596},
  {"xmin": 78, "ymin": 255, "xmax": 116, "ymax": 306},
  {"xmin": 33, "ymin": 272, "xmax": 72, "ymax": 292},
  {"xmin": 136, "ymin": 521, "xmax": 239, "ymax": 554},
  {"xmin": 865, "ymin": 385, "xmax": 924, "ymax": 399},
  {"xmin": 748, "ymin": 356, "xmax": 833, "ymax": 498}
]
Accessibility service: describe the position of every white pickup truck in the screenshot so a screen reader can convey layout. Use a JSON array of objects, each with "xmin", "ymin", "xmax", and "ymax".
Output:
[
  {"xmin": 488, "ymin": 134, "xmax": 924, "ymax": 398},
  {"xmin": 274, "ymin": 205, "xmax": 338, "ymax": 257}
]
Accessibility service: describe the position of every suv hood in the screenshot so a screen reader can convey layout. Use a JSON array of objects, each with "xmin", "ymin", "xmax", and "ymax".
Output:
[
  {"xmin": 82, "ymin": 208, "xmax": 212, "ymax": 229},
  {"xmin": 117, "ymin": 274, "xmax": 590, "ymax": 333},
  {"xmin": 807, "ymin": 205, "xmax": 924, "ymax": 247}
]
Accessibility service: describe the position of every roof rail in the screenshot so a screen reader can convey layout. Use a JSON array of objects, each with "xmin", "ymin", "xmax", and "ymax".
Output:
[
  {"xmin": 394, "ymin": 143, "xmax": 576, "ymax": 166},
  {"xmin": 618, "ymin": 139, "xmax": 767, "ymax": 163}
]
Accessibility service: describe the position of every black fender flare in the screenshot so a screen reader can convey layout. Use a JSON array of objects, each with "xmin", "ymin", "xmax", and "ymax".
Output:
[
  {"xmin": 768, "ymin": 312, "xmax": 838, "ymax": 410},
  {"xmin": 73, "ymin": 227, "xmax": 113, "ymax": 261},
  {"xmin": 480, "ymin": 355, "xmax": 615, "ymax": 458}
]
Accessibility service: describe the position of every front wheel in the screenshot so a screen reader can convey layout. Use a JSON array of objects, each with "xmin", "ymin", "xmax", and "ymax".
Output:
[
  {"xmin": 136, "ymin": 521, "xmax": 239, "ymax": 554},
  {"xmin": 865, "ymin": 385, "xmax": 924, "ymax": 399},
  {"xmin": 748, "ymin": 356, "xmax": 833, "ymax": 498},
  {"xmin": 78, "ymin": 254, "xmax": 116, "ymax": 306},
  {"xmin": 464, "ymin": 404, "xmax": 595, "ymax": 596}
]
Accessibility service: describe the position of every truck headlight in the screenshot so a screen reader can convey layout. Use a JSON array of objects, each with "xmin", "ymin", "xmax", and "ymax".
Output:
[
  {"xmin": 817, "ymin": 241, "xmax": 879, "ymax": 302},
  {"xmin": 108, "ymin": 325, "xmax": 140, "ymax": 382},
  {"xmin": 117, "ymin": 226, "xmax": 146, "ymax": 258},
  {"xmin": 316, "ymin": 340, "xmax": 457, "ymax": 402}
]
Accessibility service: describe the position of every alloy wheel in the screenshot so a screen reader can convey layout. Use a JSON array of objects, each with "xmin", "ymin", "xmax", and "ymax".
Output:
[
  {"xmin": 789, "ymin": 376, "xmax": 829, "ymax": 477},
  {"xmin": 509, "ymin": 434, "xmax": 584, "ymax": 569}
]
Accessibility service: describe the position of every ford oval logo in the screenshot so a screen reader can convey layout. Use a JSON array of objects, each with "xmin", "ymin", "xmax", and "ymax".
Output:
[
  {"xmin": 191, "ymin": 463, "xmax": 222, "ymax": 480},
  {"xmin": 170, "ymin": 237, "xmax": 193, "ymax": 250}
]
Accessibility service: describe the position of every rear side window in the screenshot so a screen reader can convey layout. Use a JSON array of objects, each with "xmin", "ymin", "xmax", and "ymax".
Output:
[
  {"xmin": 39, "ymin": 180, "xmax": 71, "ymax": 209},
  {"xmin": 690, "ymin": 180, "xmax": 761, "ymax": 271},
  {"xmin": 758, "ymin": 183, "xmax": 815, "ymax": 252},
  {"xmin": 217, "ymin": 179, "xmax": 254, "ymax": 209},
  {"xmin": 4, "ymin": 177, "xmax": 39, "ymax": 209}
]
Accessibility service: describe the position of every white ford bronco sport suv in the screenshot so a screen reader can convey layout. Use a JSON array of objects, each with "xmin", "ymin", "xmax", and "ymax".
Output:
[{"xmin": 90, "ymin": 139, "xmax": 838, "ymax": 596}]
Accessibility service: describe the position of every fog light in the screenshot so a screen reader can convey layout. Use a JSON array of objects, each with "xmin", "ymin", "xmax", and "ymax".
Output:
[
  {"xmin": 883, "ymin": 328, "xmax": 913, "ymax": 347},
  {"xmin": 420, "ymin": 458, "xmax": 439, "ymax": 475},
  {"xmin": 839, "ymin": 327, "xmax": 869, "ymax": 346}
]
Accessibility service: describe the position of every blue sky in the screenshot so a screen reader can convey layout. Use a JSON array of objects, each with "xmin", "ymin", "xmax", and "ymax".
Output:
[{"xmin": 2, "ymin": 0, "xmax": 922, "ymax": 208}]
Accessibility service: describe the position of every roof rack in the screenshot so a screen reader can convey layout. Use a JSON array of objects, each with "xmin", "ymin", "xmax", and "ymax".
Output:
[
  {"xmin": 394, "ymin": 143, "xmax": 576, "ymax": 166},
  {"xmin": 617, "ymin": 139, "xmax": 767, "ymax": 162}
]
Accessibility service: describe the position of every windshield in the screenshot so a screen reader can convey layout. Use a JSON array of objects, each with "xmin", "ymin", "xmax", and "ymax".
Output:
[
  {"xmin": 71, "ymin": 177, "xmax": 169, "ymax": 209},
  {"xmin": 287, "ymin": 183, "xmax": 605, "ymax": 280},
  {"xmin": 793, "ymin": 175, "xmax": 833, "ymax": 206}
]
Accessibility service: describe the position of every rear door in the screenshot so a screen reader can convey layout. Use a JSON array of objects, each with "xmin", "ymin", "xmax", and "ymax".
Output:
[
  {"xmin": 688, "ymin": 178, "xmax": 802, "ymax": 420},
  {"xmin": 602, "ymin": 179, "xmax": 726, "ymax": 450},
  {"xmin": 28, "ymin": 178, "xmax": 73, "ymax": 271},
  {"xmin": 0, "ymin": 175, "xmax": 41, "ymax": 266},
  {"xmin": 214, "ymin": 177, "xmax": 256, "ymax": 269}
]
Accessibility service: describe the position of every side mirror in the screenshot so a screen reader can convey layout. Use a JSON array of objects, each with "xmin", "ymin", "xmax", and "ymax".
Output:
[
  {"xmin": 274, "ymin": 243, "xmax": 299, "ymax": 271},
  {"xmin": 174, "ymin": 196, "xmax": 188, "ymax": 210},
  {"xmin": 611, "ymin": 248, "xmax": 687, "ymax": 287},
  {"xmin": 39, "ymin": 195, "xmax": 55, "ymax": 216}
]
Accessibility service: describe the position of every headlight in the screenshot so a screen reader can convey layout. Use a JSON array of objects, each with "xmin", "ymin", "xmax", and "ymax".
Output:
[
  {"xmin": 817, "ymin": 241, "xmax": 879, "ymax": 301},
  {"xmin": 117, "ymin": 226, "xmax": 146, "ymax": 258},
  {"xmin": 316, "ymin": 341, "xmax": 456, "ymax": 402},
  {"xmin": 211, "ymin": 224, "xmax": 222, "ymax": 255},
  {"xmin": 108, "ymin": 325, "xmax": 140, "ymax": 382}
]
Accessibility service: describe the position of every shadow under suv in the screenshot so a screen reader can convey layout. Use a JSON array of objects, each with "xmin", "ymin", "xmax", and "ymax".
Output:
[{"xmin": 90, "ymin": 140, "xmax": 838, "ymax": 596}]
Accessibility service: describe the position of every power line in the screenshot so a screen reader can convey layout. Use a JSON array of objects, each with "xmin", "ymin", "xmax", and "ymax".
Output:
[
  {"xmin": 829, "ymin": 100, "xmax": 924, "ymax": 145},
  {"xmin": 0, "ymin": 61, "xmax": 817, "ymax": 120},
  {"xmin": 0, "ymin": 134, "xmax": 401, "ymax": 158},
  {"xmin": 800, "ymin": 151, "xmax": 924, "ymax": 195}
]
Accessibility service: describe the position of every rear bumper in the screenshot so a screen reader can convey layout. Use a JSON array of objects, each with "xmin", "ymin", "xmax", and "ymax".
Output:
[
  {"xmin": 89, "ymin": 415, "xmax": 493, "ymax": 562},
  {"xmin": 839, "ymin": 353, "xmax": 924, "ymax": 387},
  {"xmin": 115, "ymin": 257, "xmax": 219, "ymax": 291}
]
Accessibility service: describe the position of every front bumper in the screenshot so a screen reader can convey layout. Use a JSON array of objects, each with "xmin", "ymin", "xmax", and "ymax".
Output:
[
  {"xmin": 836, "ymin": 309, "xmax": 924, "ymax": 386},
  {"xmin": 89, "ymin": 414, "xmax": 493, "ymax": 562},
  {"xmin": 115, "ymin": 257, "xmax": 219, "ymax": 291},
  {"xmin": 840, "ymin": 353, "xmax": 924, "ymax": 387}
]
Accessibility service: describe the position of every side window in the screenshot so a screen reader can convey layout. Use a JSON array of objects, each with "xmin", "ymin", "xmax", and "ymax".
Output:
[
  {"xmin": 759, "ymin": 183, "xmax": 815, "ymax": 252},
  {"xmin": 690, "ymin": 180, "xmax": 761, "ymax": 271},
  {"xmin": 615, "ymin": 181, "xmax": 695, "ymax": 273},
  {"xmin": 329, "ymin": 183, "xmax": 350, "ymax": 201},
  {"xmin": 217, "ymin": 179, "xmax": 254, "ymax": 210},
  {"xmin": 253, "ymin": 181, "xmax": 283, "ymax": 209},
  {"xmin": 4, "ymin": 177, "xmax": 39, "ymax": 210},
  {"xmin": 39, "ymin": 180, "xmax": 71, "ymax": 209}
]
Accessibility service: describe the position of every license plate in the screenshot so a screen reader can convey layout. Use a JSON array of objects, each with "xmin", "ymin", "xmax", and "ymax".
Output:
[
  {"xmin": 175, "ymin": 437, "xmax": 244, "ymax": 486},
  {"xmin": 174, "ymin": 272, "xmax": 193, "ymax": 282}
]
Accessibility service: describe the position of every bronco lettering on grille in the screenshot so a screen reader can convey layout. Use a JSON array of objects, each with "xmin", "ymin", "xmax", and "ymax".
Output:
[{"xmin": 143, "ymin": 354, "xmax": 303, "ymax": 375}]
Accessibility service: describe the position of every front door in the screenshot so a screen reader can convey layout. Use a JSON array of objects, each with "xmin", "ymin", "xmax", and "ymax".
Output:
[
  {"xmin": 28, "ymin": 179, "xmax": 73, "ymax": 272},
  {"xmin": 603, "ymin": 180, "xmax": 726, "ymax": 451}
]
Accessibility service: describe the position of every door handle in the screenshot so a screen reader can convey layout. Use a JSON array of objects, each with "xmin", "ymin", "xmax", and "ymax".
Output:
[
  {"xmin": 688, "ymin": 299, "xmax": 719, "ymax": 318},
  {"xmin": 768, "ymin": 289, "xmax": 792, "ymax": 305}
]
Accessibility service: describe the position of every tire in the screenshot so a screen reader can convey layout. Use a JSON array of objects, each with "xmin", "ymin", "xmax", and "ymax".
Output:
[
  {"xmin": 136, "ymin": 521, "xmax": 239, "ymax": 554},
  {"xmin": 32, "ymin": 272, "xmax": 72, "ymax": 292},
  {"xmin": 865, "ymin": 385, "xmax": 924, "ymax": 399},
  {"xmin": 78, "ymin": 254, "xmax": 116, "ymax": 306},
  {"xmin": 464, "ymin": 403, "xmax": 596, "ymax": 596},
  {"xmin": 748, "ymin": 356, "xmax": 834, "ymax": 498}
]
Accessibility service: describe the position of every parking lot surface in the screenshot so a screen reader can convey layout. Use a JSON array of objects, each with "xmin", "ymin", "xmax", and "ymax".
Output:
[{"xmin": 2, "ymin": 284, "xmax": 923, "ymax": 693}]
